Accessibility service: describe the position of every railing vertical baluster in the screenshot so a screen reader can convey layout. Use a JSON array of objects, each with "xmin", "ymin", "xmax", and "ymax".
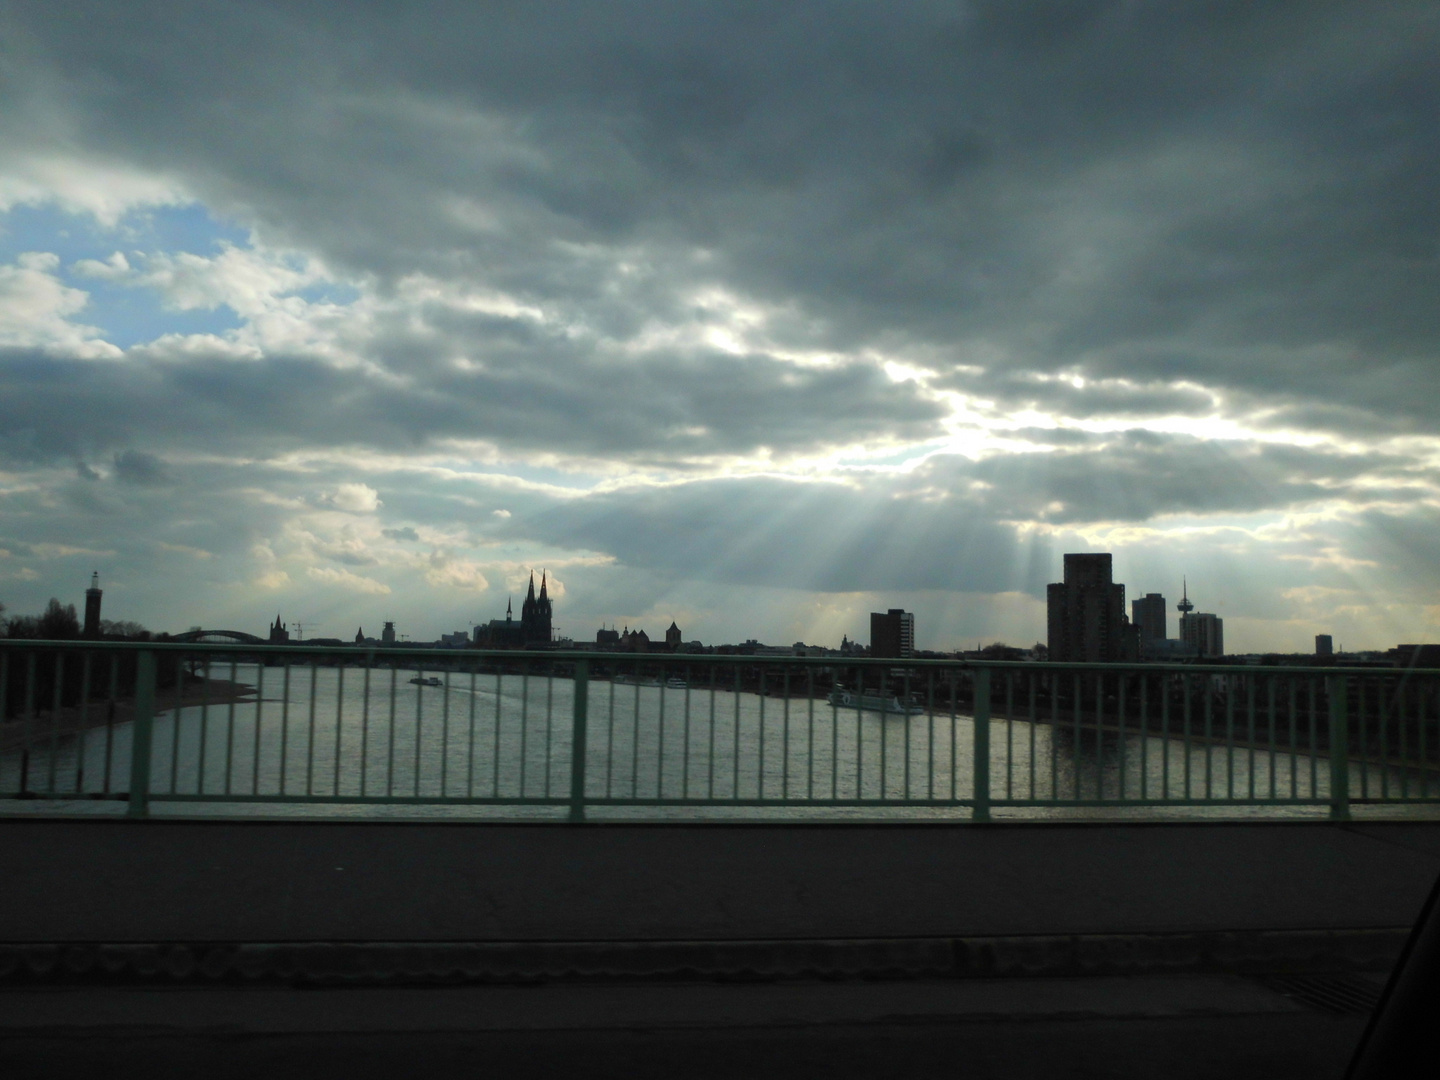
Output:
[
  {"xmin": 1225, "ymin": 676, "xmax": 1235, "ymax": 802},
  {"xmin": 282, "ymin": 662, "xmax": 292, "ymax": 796},
  {"xmin": 782, "ymin": 669, "xmax": 791, "ymax": 801},
  {"xmin": 357, "ymin": 661, "xmax": 368, "ymax": 798},
  {"xmin": 1139, "ymin": 675, "xmax": 1148, "ymax": 801},
  {"xmin": 466, "ymin": 666, "xmax": 477, "ymax": 800},
  {"xmin": 252, "ymin": 661, "xmax": 266, "ymax": 796},
  {"xmin": 950, "ymin": 671, "xmax": 958, "ymax": 803},
  {"xmin": 519, "ymin": 669, "xmax": 529, "ymax": 798},
  {"xmin": 1005, "ymin": 671, "xmax": 1014, "ymax": 803},
  {"xmin": 491, "ymin": 668, "xmax": 501, "ymax": 797},
  {"xmin": 1117, "ymin": 674, "xmax": 1126, "ymax": 802},
  {"xmin": 972, "ymin": 667, "xmax": 990, "ymax": 822},
  {"xmin": 224, "ymin": 659, "xmax": 237, "ymax": 796},
  {"xmin": 167, "ymin": 652, "xmax": 183, "ymax": 795},
  {"xmin": 1050, "ymin": 671, "xmax": 1059, "ymax": 803},
  {"xmin": 544, "ymin": 668, "xmax": 553, "ymax": 798},
  {"xmin": 757, "ymin": 667, "xmax": 766, "ymax": 800},
  {"xmin": 126, "ymin": 650, "xmax": 156, "ymax": 818},
  {"xmin": 1203, "ymin": 676, "xmax": 1213, "ymax": 801},
  {"xmin": 196, "ymin": 658, "xmax": 209, "ymax": 796},
  {"xmin": 1161, "ymin": 674, "xmax": 1170, "ymax": 801},
  {"xmin": 335, "ymin": 665, "xmax": 346, "ymax": 797},
  {"xmin": 20, "ymin": 653, "xmax": 36, "ymax": 794},
  {"xmin": 869, "ymin": 668, "xmax": 881, "ymax": 806},
  {"xmin": 902, "ymin": 669, "xmax": 911, "ymax": 802},
  {"xmin": 657, "ymin": 667, "xmax": 667, "ymax": 800},
  {"xmin": 1247, "ymin": 677, "xmax": 1256, "ymax": 801},
  {"xmin": 709, "ymin": 664, "xmax": 717, "ymax": 799},
  {"xmin": 1182, "ymin": 674, "xmax": 1192, "ymax": 800},
  {"xmin": 631, "ymin": 665, "xmax": 641, "ymax": 800},
  {"xmin": 683, "ymin": 665, "xmax": 693, "ymax": 801},
  {"xmin": 384, "ymin": 662, "xmax": 395, "ymax": 798},
  {"xmin": 412, "ymin": 666, "xmax": 422, "ymax": 798},
  {"xmin": 733, "ymin": 665, "xmax": 741, "ymax": 801},
  {"xmin": 47, "ymin": 651, "xmax": 65, "ymax": 795},
  {"xmin": 568, "ymin": 658, "xmax": 589, "ymax": 821},
  {"xmin": 78, "ymin": 651, "xmax": 94, "ymax": 793},
  {"xmin": 606, "ymin": 667, "xmax": 615, "ymax": 798},
  {"xmin": 927, "ymin": 670, "xmax": 936, "ymax": 802},
  {"xmin": 807, "ymin": 667, "xmax": 816, "ymax": 802},
  {"xmin": 1028, "ymin": 672, "xmax": 1037, "ymax": 801},
  {"xmin": 1329, "ymin": 675, "xmax": 1350, "ymax": 820},
  {"xmin": 442, "ymin": 669, "xmax": 452, "ymax": 798}
]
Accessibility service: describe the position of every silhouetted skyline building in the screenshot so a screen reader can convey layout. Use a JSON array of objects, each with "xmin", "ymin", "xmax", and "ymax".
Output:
[
  {"xmin": 83, "ymin": 571, "xmax": 102, "ymax": 638},
  {"xmin": 666, "ymin": 621, "xmax": 682, "ymax": 651},
  {"xmin": 268, "ymin": 614, "xmax": 290, "ymax": 644},
  {"xmin": 520, "ymin": 571, "xmax": 553, "ymax": 646},
  {"xmin": 1048, "ymin": 554, "xmax": 1127, "ymax": 662},
  {"xmin": 870, "ymin": 609, "xmax": 914, "ymax": 660},
  {"xmin": 381, "ymin": 621, "xmax": 395, "ymax": 644},
  {"xmin": 1173, "ymin": 582, "xmax": 1223, "ymax": 657},
  {"xmin": 1316, "ymin": 634, "xmax": 1334, "ymax": 656},
  {"xmin": 1131, "ymin": 592, "xmax": 1166, "ymax": 645}
]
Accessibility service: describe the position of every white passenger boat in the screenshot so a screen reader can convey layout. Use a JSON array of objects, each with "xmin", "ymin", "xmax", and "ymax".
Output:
[
  {"xmin": 409, "ymin": 676, "xmax": 443, "ymax": 687},
  {"xmin": 665, "ymin": 677, "xmax": 688, "ymax": 689},
  {"xmin": 826, "ymin": 688, "xmax": 925, "ymax": 715}
]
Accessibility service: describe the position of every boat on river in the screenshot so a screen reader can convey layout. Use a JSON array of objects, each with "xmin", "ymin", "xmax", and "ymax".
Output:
[
  {"xmin": 826, "ymin": 688, "xmax": 925, "ymax": 715},
  {"xmin": 409, "ymin": 676, "xmax": 444, "ymax": 687}
]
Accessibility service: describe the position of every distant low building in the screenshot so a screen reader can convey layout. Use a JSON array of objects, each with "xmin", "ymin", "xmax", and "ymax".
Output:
[
  {"xmin": 439, "ymin": 631, "xmax": 470, "ymax": 647},
  {"xmin": 475, "ymin": 598, "xmax": 525, "ymax": 648},
  {"xmin": 596, "ymin": 626, "xmax": 621, "ymax": 649}
]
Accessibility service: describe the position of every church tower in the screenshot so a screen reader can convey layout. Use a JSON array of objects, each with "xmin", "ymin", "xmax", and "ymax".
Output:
[
  {"xmin": 83, "ymin": 571, "xmax": 103, "ymax": 638},
  {"xmin": 520, "ymin": 570, "xmax": 553, "ymax": 645}
]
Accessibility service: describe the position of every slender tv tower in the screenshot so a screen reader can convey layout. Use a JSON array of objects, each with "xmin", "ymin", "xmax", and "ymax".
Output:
[{"xmin": 1176, "ymin": 578, "xmax": 1194, "ymax": 617}]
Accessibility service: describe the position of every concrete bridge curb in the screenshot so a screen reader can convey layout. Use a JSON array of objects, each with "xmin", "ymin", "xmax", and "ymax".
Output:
[{"xmin": 0, "ymin": 928, "xmax": 1409, "ymax": 986}]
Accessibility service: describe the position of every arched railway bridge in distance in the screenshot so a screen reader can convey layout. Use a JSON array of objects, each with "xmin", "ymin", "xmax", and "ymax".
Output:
[{"xmin": 168, "ymin": 629, "xmax": 269, "ymax": 645}]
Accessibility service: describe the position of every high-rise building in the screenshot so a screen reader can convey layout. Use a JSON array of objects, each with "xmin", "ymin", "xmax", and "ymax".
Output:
[
  {"xmin": 1315, "ymin": 634, "xmax": 1334, "ymax": 656},
  {"xmin": 381, "ymin": 621, "xmax": 396, "ymax": 644},
  {"xmin": 83, "ymin": 571, "xmax": 103, "ymax": 638},
  {"xmin": 1131, "ymin": 593, "xmax": 1166, "ymax": 645},
  {"xmin": 1179, "ymin": 611, "xmax": 1223, "ymax": 658},
  {"xmin": 870, "ymin": 609, "xmax": 915, "ymax": 659},
  {"xmin": 1047, "ymin": 554, "xmax": 1127, "ymax": 662}
]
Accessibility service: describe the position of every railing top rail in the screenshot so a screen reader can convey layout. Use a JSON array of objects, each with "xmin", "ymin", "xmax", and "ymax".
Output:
[{"xmin": 0, "ymin": 637, "xmax": 1432, "ymax": 677}]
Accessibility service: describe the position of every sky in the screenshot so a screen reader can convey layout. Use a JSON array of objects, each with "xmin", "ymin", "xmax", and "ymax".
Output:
[{"xmin": 0, "ymin": 1, "xmax": 1438, "ymax": 652}]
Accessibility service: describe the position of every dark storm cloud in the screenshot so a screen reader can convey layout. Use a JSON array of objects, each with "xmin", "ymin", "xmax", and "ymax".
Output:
[
  {"xmin": 111, "ymin": 449, "xmax": 173, "ymax": 486},
  {"xmin": 0, "ymin": 341, "xmax": 942, "ymax": 464},
  {"xmin": 2, "ymin": 0, "xmax": 1436, "ymax": 451}
]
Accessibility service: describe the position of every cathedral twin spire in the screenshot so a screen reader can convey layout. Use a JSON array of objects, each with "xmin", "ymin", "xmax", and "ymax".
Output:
[{"xmin": 519, "ymin": 569, "xmax": 552, "ymax": 644}]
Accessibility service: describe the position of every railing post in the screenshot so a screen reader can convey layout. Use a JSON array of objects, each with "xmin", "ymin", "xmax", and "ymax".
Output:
[
  {"xmin": 569, "ymin": 658, "xmax": 589, "ymax": 822},
  {"xmin": 972, "ymin": 666, "xmax": 991, "ymax": 822},
  {"xmin": 127, "ymin": 650, "xmax": 156, "ymax": 819},
  {"xmin": 1328, "ymin": 674, "xmax": 1350, "ymax": 822}
]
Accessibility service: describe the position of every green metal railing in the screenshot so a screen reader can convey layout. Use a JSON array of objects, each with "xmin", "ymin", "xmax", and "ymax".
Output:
[{"xmin": 2, "ymin": 639, "xmax": 1438, "ymax": 820}]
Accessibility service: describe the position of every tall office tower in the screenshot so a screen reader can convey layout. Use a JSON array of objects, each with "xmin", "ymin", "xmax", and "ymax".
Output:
[
  {"xmin": 1181, "ymin": 612, "xmax": 1224, "ymax": 658},
  {"xmin": 1315, "ymin": 634, "xmax": 1334, "ymax": 656},
  {"xmin": 870, "ymin": 609, "xmax": 915, "ymax": 659},
  {"xmin": 381, "ymin": 621, "xmax": 396, "ymax": 644},
  {"xmin": 1131, "ymin": 593, "xmax": 1166, "ymax": 644},
  {"xmin": 1047, "ymin": 553, "xmax": 1127, "ymax": 662},
  {"xmin": 83, "ymin": 571, "xmax": 103, "ymax": 637}
]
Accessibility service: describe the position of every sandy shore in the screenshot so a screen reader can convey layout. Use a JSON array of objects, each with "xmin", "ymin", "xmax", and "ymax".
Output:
[{"xmin": 0, "ymin": 677, "xmax": 256, "ymax": 754}]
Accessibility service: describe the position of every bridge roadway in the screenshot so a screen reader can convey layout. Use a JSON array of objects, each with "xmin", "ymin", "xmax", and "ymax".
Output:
[{"xmin": 3, "ymin": 817, "xmax": 1439, "ymax": 1078}]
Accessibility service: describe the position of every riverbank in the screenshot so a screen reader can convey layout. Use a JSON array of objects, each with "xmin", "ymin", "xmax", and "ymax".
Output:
[{"xmin": 0, "ymin": 676, "xmax": 256, "ymax": 754}]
